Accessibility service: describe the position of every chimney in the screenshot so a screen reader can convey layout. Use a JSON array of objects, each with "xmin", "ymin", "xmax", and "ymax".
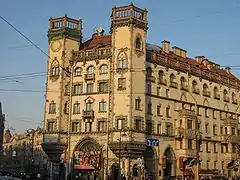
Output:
[
  {"xmin": 172, "ymin": 46, "xmax": 187, "ymax": 58},
  {"xmin": 195, "ymin": 56, "xmax": 205, "ymax": 64},
  {"xmin": 225, "ymin": 67, "xmax": 231, "ymax": 74},
  {"xmin": 162, "ymin": 40, "xmax": 170, "ymax": 53}
]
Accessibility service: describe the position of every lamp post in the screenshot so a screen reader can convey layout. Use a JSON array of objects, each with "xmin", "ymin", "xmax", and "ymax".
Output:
[
  {"xmin": 27, "ymin": 129, "xmax": 35, "ymax": 176},
  {"xmin": 118, "ymin": 129, "xmax": 127, "ymax": 180}
]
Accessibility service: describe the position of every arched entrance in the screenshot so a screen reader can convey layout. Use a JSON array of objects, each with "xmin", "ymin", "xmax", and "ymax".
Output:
[
  {"xmin": 110, "ymin": 163, "xmax": 120, "ymax": 180},
  {"xmin": 144, "ymin": 147, "xmax": 156, "ymax": 179},
  {"xmin": 72, "ymin": 139, "xmax": 102, "ymax": 180},
  {"xmin": 163, "ymin": 147, "xmax": 176, "ymax": 179}
]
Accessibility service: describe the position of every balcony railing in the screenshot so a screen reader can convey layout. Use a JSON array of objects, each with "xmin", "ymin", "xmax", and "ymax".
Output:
[
  {"xmin": 84, "ymin": 74, "xmax": 95, "ymax": 81},
  {"xmin": 175, "ymin": 127, "xmax": 184, "ymax": 140},
  {"xmin": 82, "ymin": 110, "xmax": 94, "ymax": 119},
  {"xmin": 179, "ymin": 109, "xmax": 196, "ymax": 118}
]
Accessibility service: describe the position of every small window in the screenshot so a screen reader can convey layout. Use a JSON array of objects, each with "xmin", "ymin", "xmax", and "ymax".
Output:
[
  {"xmin": 87, "ymin": 66, "xmax": 94, "ymax": 74},
  {"xmin": 157, "ymin": 124, "xmax": 162, "ymax": 134},
  {"xmin": 135, "ymin": 119, "xmax": 142, "ymax": 131},
  {"xmin": 119, "ymin": 59, "xmax": 126, "ymax": 69},
  {"xmin": 118, "ymin": 78, "xmax": 126, "ymax": 89},
  {"xmin": 187, "ymin": 120, "xmax": 192, "ymax": 129},
  {"xmin": 117, "ymin": 119, "xmax": 125, "ymax": 130},
  {"xmin": 86, "ymin": 102, "xmax": 93, "ymax": 111},
  {"xmin": 100, "ymin": 64, "xmax": 108, "ymax": 74},
  {"xmin": 166, "ymin": 106, "xmax": 170, "ymax": 118},
  {"xmin": 87, "ymin": 83, "xmax": 94, "ymax": 93},
  {"xmin": 157, "ymin": 105, "xmax": 161, "ymax": 116},
  {"xmin": 188, "ymin": 139, "xmax": 193, "ymax": 149},
  {"xmin": 135, "ymin": 98, "xmax": 141, "ymax": 110},
  {"xmin": 99, "ymin": 101, "xmax": 107, "ymax": 112},
  {"xmin": 73, "ymin": 84, "xmax": 83, "ymax": 95},
  {"xmin": 47, "ymin": 122, "xmax": 55, "ymax": 132},
  {"xmin": 49, "ymin": 102, "xmax": 56, "ymax": 114},
  {"xmin": 85, "ymin": 122, "xmax": 92, "ymax": 132},
  {"xmin": 73, "ymin": 102, "xmax": 80, "ymax": 114},
  {"xmin": 136, "ymin": 37, "xmax": 141, "ymax": 49},
  {"xmin": 98, "ymin": 121, "xmax": 106, "ymax": 131},
  {"xmin": 99, "ymin": 82, "xmax": 108, "ymax": 93},
  {"xmin": 50, "ymin": 60, "xmax": 60, "ymax": 77},
  {"xmin": 72, "ymin": 122, "xmax": 80, "ymax": 133},
  {"xmin": 74, "ymin": 67, "xmax": 82, "ymax": 76}
]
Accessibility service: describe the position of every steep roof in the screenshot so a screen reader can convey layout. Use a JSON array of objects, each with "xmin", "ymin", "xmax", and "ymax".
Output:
[{"xmin": 81, "ymin": 35, "xmax": 111, "ymax": 49}]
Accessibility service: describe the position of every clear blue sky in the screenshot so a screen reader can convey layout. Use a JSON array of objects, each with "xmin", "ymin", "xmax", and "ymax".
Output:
[{"xmin": 0, "ymin": 0, "xmax": 239, "ymax": 133}]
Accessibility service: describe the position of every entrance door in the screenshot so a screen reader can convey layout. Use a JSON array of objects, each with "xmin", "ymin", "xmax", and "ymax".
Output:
[
  {"xmin": 144, "ymin": 147, "xmax": 155, "ymax": 179},
  {"xmin": 163, "ymin": 148, "xmax": 175, "ymax": 180}
]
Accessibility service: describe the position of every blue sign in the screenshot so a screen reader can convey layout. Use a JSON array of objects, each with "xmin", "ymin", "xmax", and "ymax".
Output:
[{"xmin": 146, "ymin": 138, "xmax": 159, "ymax": 146}]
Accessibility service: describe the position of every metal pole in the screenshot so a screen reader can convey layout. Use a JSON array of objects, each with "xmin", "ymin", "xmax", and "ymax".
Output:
[
  {"xmin": 119, "ymin": 130, "xmax": 121, "ymax": 180},
  {"xmin": 66, "ymin": 65, "xmax": 74, "ymax": 180}
]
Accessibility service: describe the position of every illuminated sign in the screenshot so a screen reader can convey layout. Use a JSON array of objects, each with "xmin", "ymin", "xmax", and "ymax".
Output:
[{"xmin": 146, "ymin": 138, "xmax": 159, "ymax": 146}]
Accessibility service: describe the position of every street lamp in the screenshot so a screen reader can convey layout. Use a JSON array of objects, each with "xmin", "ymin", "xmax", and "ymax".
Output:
[
  {"xmin": 118, "ymin": 129, "xmax": 127, "ymax": 180},
  {"xmin": 26, "ymin": 129, "xmax": 35, "ymax": 175}
]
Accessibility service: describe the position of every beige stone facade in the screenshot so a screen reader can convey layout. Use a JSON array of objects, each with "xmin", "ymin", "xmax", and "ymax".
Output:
[{"xmin": 43, "ymin": 3, "xmax": 240, "ymax": 180}]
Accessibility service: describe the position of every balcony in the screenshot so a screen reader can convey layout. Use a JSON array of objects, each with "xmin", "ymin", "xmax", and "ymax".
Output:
[
  {"xmin": 84, "ymin": 74, "xmax": 95, "ymax": 81},
  {"xmin": 82, "ymin": 110, "xmax": 94, "ymax": 119},
  {"xmin": 179, "ymin": 109, "xmax": 196, "ymax": 119},
  {"xmin": 170, "ymin": 81, "xmax": 178, "ymax": 88},
  {"xmin": 186, "ymin": 129, "xmax": 196, "ymax": 139},
  {"xmin": 146, "ymin": 76, "xmax": 156, "ymax": 83},
  {"xmin": 158, "ymin": 78, "xmax": 167, "ymax": 85},
  {"xmin": 223, "ymin": 117, "xmax": 238, "ymax": 126},
  {"xmin": 175, "ymin": 127, "xmax": 184, "ymax": 140},
  {"xmin": 221, "ymin": 135, "xmax": 240, "ymax": 144}
]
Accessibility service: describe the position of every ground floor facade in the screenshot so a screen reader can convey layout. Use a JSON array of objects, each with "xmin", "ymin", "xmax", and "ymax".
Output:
[{"xmin": 62, "ymin": 131, "xmax": 239, "ymax": 180}]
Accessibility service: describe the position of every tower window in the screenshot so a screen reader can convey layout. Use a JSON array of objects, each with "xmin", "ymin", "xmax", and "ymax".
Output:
[
  {"xmin": 136, "ymin": 37, "xmax": 141, "ymax": 49},
  {"xmin": 49, "ymin": 102, "xmax": 56, "ymax": 114},
  {"xmin": 50, "ymin": 60, "xmax": 60, "ymax": 77},
  {"xmin": 119, "ymin": 59, "xmax": 126, "ymax": 69}
]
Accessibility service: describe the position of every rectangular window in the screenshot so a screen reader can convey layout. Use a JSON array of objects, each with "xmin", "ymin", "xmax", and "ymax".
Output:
[
  {"xmin": 98, "ymin": 121, "xmax": 106, "ymax": 131},
  {"xmin": 187, "ymin": 120, "xmax": 192, "ymax": 129},
  {"xmin": 72, "ymin": 122, "xmax": 80, "ymax": 133},
  {"xmin": 157, "ymin": 87, "xmax": 160, "ymax": 96},
  {"xmin": 73, "ymin": 103, "xmax": 80, "ymax": 114},
  {"xmin": 157, "ymin": 105, "xmax": 161, "ymax": 116},
  {"xmin": 117, "ymin": 119, "xmax": 124, "ymax": 130},
  {"xmin": 166, "ymin": 124, "xmax": 172, "ymax": 136},
  {"xmin": 166, "ymin": 89, "xmax": 170, "ymax": 98},
  {"xmin": 99, "ymin": 82, "xmax": 108, "ymax": 93},
  {"xmin": 232, "ymin": 127, "xmax": 236, "ymax": 135},
  {"xmin": 166, "ymin": 107, "xmax": 170, "ymax": 118},
  {"xmin": 73, "ymin": 84, "xmax": 83, "ymax": 95},
  {"xmin": 86, "ymin": 102, "xmax": 93, "ymax": 111},
  {"xmin": 85, "ymin": 122, "xmax": 92, "ymax": 132},
  {"xmin": 213, "ymin": 110, "xmax": 217, "ymax": 119},
  {"xmin": 135, "ymin": 99, "xmax": 141, "ymax": 110},
  {"xmin": 214, "ymin": 161, "xmax": 217, "ymax": 169},
  {"xmin": 87, "ymin": 83, "xmax": 93, "ymax": 93},
  {"xmin": 49, "ymin": 103, "xmax": 56, "ymax": 114},
  {"xmin": 206, "ymin": 142, "xmax": 210, "ymax": 152},
  {"xmin": 205, "ymin": 123, "xmax": 209, "ymax": 133},
  {"xmin": 157, "ymin": 124, "xmax": 161, "ymax": 134},
  {"xmin": 135, "ymin": 119, "xmax": 141, "ymax": 131},
  {"xmin": 207, "ymin": 161, "xmax": 210, "ymax": 169},
  {"xmin": 47, "ymin": 122, "xmax": 55, "ymax": 132},
  {"xmin": 213, "ymin": 125, "xmax": 217, "ymax": 136},
  {"xmin": 99, "ymin": 101, "xmax": 107, "ymax": 112},
  {"xmin": 188, "ymin": 139, "xmax": 193, "ymax": 149},
  {"xmin": 118, "ymin": 78, "xmax": 126, "ymax": 89},
  {"xmin": 220, "ymin": 126, "xmax": 223, "ymax": 135},
  {"xmin": 196, "ymin": 123, "xmax": 201, "ymax": 130},
  {"xmin": 205, "ymin": 108, "xmax": 209, "ymax": 118}
]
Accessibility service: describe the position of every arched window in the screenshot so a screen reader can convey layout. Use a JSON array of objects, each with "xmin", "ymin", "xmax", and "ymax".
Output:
[
  {"xmin": 87, "ymin": 66, "xmax": 94, "ymax": 74},
  {"xmin": 170, "ymin": 74, "xmax": 177, "ymax": 88},
  {"xmin": 74, "ymin": 67, "xmax": 82, "ymax": 76},
  {"xmin": 50, "ymin": 60, "xmax": 60, "ymax": 77},
  {"xmin": 180, "ymin": 77, "xmax": 187, "ymax": 90},
  {"xmin": 136, "ymin": 37, "xmax": 141, "ymax": 49},
  {"xmin": 100, "ymin": 64, "xmax": 108, "ymax": 74},
  {"xmin": 192, "ymin": 80, "xmax": 199, "ymax": 93},
  {"xmin": 223, "ymin": 89, "xmax": 229, "ymax": 102},
  {"xmin": 232, "ymin": 92, "xmax": 237, "ymax": 104},
  {"xmin": 159, "ymin": 71, "xmax": 166, "ymax": 84},
  {"xmin": 213, "ymin": 87, "xmax": 220, "ymax": 99},
  {"xmin": 118, "ymin": 51, "xmax": 127, "ymax": 69},
  {"xmin": 203, "ymin": 84, "xmax": 210, "ymax": 97}
]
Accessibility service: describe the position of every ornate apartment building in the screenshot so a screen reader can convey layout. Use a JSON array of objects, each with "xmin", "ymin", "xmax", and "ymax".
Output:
[{"xmin": 42, "ymin": 3, "xmax": 240, "ymax": 180}]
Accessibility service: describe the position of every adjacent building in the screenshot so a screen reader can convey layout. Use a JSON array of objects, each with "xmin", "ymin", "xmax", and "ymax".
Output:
[
  {"xmin": 1, "ymin": 128, "xmax": 48, "ymax": 176},
  {"xmin": 42, "ymin": 3, "xmax": 240, "ymax": 180}
]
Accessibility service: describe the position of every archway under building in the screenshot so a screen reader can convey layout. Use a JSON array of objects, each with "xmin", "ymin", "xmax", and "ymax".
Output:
[
  {"xmin": 163, "ymin": 147, "xmax": 176, "ymax": 180},
  {"xmin": 71, "ymin": 138, "xmax": 102, "ymax": 180},
  {"xmin": 144, "ymin": 146, "xmax": 156, "ymax": 180}
]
